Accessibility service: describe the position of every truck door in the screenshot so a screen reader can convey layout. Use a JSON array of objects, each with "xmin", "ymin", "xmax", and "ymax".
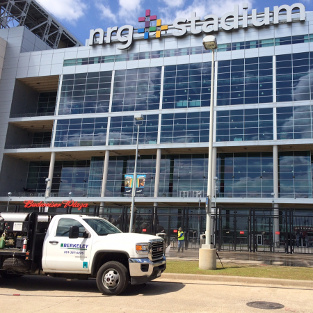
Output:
[{"xmin": 43, "ymin": 217, "xmax": 93, "ymax": 273}]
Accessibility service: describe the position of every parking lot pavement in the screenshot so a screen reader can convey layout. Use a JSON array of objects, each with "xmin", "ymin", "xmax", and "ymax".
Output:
[{"xmin": 1, "ymin": 274, "xmax": 312, "ymax": 313}]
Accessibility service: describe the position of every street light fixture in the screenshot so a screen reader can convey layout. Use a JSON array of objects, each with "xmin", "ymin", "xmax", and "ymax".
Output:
[
  {"xmin": 7, "ymin": 192, "xmax": 12, "ymax": 212},
  {"xmin": 129, "ymin": 114, "xmax": 144, "ymax": 233},
  {"xmin": 199, "ymin": 35, "xmax": 217, "ymax": 270}
]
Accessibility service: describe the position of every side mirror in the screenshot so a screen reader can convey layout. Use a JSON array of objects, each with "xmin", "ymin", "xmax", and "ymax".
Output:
[{"xmin": 69, "ymin": 226, "xmax": 79, "ymax": 238}]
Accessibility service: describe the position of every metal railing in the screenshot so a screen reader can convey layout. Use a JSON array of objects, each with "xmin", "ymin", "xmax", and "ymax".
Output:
[
  {"xmin": 10, "ymin": 112, "xmax": 55, "ymax": 118},
  {"xmin": 5, "ymin": 143, "xmax": 51, "ymax": 149}
]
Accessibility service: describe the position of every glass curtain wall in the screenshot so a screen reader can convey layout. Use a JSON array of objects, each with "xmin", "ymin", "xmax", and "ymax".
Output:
[
  {"xmin": 112, "ymin": 67, "xmax": 161, "ymax": 112},
  {"xmin": 278, "ymin": 151, "xmax": 312, "ymax": 198},
  {"xmin": 276, "ymin": 52, "xmax": 313, "ymax": 102},
  {"xmin": 59, "ymin": 71, "xmax": 112, "ymax": 115},
  {"xmin": 159, "ymin": 154, "xmax": 208, "ymax": 197},
  {"xmin": 163, "ymin": 62, "xmax": 212, "ymax": 109},
  {"xmin": 217, "ymin": 153, "xmax": 273, "ymax": 198},
  {"xmin": 216, "ymin": 108, "xmax": 273, "ymax": 142},
  {"xmin": 106, "ymin": 156, "xmax": 156, "ymax": 197},
  {"xmin": 23, "ymin": 52, "xmax": 313, "ymax": 200},
  {"xmin": 217, "ymin": 56, "xmax": 273, "ymax": 106},
  {"xmin": 109, "ymin": 115, "xmax": 158, "ymax": 145},
  {"xmin": 54, "ymin": 117, "xmax": 107, "ymax": 147}
]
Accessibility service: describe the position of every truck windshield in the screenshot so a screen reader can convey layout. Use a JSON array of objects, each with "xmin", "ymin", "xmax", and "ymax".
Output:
[{"xmin": 83, "ymin": 218, "xmax": 122, "ymax": 235}]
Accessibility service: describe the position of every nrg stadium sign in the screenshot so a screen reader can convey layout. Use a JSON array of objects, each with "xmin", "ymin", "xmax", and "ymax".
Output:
[{"xmin": 89, "ymin": 3, "xmax": 305, "ymax": 50}]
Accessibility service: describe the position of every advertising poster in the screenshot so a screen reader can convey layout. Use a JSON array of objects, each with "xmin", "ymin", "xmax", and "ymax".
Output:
[
  {"xmin": 124, "ymin": 174, "xmax": 146, "ymax": 195},
  {"xmin": 136, "ymin": 174, "xmax": 146, "ymax": 195},
  {"xmin": 124, "ymin": 174, "xmax": 133, "ymax": 194}
]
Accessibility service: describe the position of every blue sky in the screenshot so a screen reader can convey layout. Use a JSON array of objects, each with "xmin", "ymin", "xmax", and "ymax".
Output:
[{"xmin": 36, "ymin": 0, "xmax": 313, "ymax": 44}]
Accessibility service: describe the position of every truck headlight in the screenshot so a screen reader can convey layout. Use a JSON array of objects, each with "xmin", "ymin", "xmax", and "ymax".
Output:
[{"xmin": 136, "ymin": 243, "xmax": 149, "ymax": 255}]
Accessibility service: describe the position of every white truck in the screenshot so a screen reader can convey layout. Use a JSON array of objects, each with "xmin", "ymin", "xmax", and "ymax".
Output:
[{"xmin": 0, "ymin": 212, "xmax": 166, "ymax": 295}]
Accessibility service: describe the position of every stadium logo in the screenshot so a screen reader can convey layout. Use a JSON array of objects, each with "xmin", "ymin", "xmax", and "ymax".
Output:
[
  {"xmin": 138, "ymin": 9, "xmax": 168, "ymax": 39},
  {"xmin": 89, "ymin": 3, "xmax": 305, "ymax": 50}
]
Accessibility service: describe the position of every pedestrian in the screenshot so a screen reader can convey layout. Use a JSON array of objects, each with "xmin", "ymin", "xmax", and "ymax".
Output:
[
  {"xmin": 177, "ymin": 227, "xmax": 184, "ymax": 252},
  {"xmin": 296, "ymin": 231, "xmax": 300, "ymax": 248}
]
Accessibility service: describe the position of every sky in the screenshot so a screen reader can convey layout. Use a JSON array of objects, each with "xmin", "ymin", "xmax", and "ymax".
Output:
[{"xmin": 35, "ymin": 0, "xmax": 313, "ymax": 44}]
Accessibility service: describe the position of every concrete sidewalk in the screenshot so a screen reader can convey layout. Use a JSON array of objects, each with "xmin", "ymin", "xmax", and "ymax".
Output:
[
  {"xmin": 160, "ymin": 272, "xmax": 313, "ymax": 289},
  {"xmin": 166, "ymin": 247, "xmax": 313, "ymax": 267}
]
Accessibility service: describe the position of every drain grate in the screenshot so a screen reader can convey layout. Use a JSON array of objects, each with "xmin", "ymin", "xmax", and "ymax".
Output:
[{"xmin": 246, "ymin": 301, "xmax": 284, "ymax": 310}]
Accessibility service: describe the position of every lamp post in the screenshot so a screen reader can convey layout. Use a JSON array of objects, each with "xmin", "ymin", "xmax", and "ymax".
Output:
[
  {"xmin": 197, "ymin": 191, "xmax": 202, "ymax": 246},
  {"xmin": 129, "ymin": 114, "xmax": 144, "ymax": 233},
  {"xmin": 7, "ymin": 192, "xmax": 12, "ymax": 212},
  {"xmin": 199, "ymin": 35, "xmax": 217, "ymax": 270},
  {"xmin": 44, "ymin": 178, "xmax": 50, "ymax": 212},
  {"xmin": 271, "ymin": 191, "xmax": 279, "ymax": 250},
  {"xmin": 212, "ymin": 176, "xmax": 218, "ymax": 246},
  {"xmin": 68, "ymin": 192, "xmax": 72, "ymax": 213}
]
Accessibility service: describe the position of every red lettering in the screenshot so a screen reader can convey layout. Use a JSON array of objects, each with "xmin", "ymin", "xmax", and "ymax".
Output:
[
  {"xmin": 62, "ymin": 200, "xmax": 89, "ymax": 210},
  {"xmin": 24, "ymin": 200, "xmax": 89, "ymax": 210},
  {"xmin": 24, "ymin": 200, "xmax": 35, "ymax": 208},
  {"xmin": 62, "ymin": 200, "xmax": 72, "ymax": 208}
]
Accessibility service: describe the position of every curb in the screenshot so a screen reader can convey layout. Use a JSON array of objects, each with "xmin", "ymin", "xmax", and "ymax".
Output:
[{"xmin": 160, "ymin": 273, "xmax": 313, "ymax": 288}]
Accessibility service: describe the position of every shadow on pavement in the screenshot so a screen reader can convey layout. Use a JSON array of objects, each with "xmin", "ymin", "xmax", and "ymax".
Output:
[
  {"xmin": 123, "ymin": 281, "xmax": 184, "ymax": 296},
  {"xmin": 0, "ymin": 275, "xmax": 185, "ymax": 297},
  {"xmin": 0, "ymin": 275, "xmax": 99, "ymax": 295}
]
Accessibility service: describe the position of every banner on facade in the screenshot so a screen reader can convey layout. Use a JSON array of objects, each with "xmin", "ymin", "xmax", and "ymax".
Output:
[{"xmin": 124, "ymin": 174, "xmax": 146, "ymax": 195}]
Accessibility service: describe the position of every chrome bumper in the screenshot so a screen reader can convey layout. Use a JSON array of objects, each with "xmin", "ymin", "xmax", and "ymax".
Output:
[{"xmin": 128, "ymin": 256, "xmax": 166, "ymax": 284}]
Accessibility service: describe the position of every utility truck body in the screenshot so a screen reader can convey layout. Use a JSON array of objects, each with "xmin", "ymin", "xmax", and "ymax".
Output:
[{"xmin": 0, "ymin": 212, "xmax": 166, "ymax": 295}]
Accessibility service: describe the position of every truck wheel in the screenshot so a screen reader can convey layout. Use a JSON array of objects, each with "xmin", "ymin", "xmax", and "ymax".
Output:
[{"xmin": 96, "ymin": 261, "xmax": 129, "ymax": 295}]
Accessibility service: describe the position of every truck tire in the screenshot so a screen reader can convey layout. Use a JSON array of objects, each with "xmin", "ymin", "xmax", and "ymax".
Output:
[{"xmin": 96, "ymin": 261, "xmax": 129, "ymax": 295}]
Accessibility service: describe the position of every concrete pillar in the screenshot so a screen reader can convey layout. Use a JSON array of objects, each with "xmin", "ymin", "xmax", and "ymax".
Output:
[
  {"xmin": 153, "ymin": 149, "xmax": 161, "ymax": 233},
  {"xmin": 154, "ymin": 149, "xmax": 161, "ymax": 198},
  {"xmin": 43, "ymin": 152, "xmax": 55, "ymax": 212},
  {"xmin": 45, "ymin": 152, "xmax": 55, "ymax": 198},
  {"xmin": 99, "ymin": 150, "xmax": 110, "ymax": 217}
]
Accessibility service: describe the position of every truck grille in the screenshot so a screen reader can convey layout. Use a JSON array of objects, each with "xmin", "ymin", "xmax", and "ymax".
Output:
[{"xmin": 149, "ymin": 240, "xmax": 164, "ymax": 261}]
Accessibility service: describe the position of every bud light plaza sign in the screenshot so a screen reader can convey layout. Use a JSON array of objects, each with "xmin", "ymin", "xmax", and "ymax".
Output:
[{"xmin": 89, "ymin": 3, "xmax": 305, "ymax": 50}]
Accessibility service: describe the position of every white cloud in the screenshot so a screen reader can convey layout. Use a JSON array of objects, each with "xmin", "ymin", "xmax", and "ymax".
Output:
[
  {"xmin": 95, "ymin": 0, "xmax": 142, "ymax": 25},
  {"xmin": 95, "ymin": 2, "xmax": 117, "ymax": 23},
  {"xmin": 160, "ymin": 0, "xmax": 255, "ymax": 24},
  {"xmin": 114, "ymin": 0, "xmax": 144, "ymax": 25},
  {"xmin": 118, "ymin": 0, "xmax": 143, "ymax": 23},
  {"xmin": 161, "ymin": 0, "xmax": 185, "ymax": 8},
  {"xmin": 209, "ymin": 0, "xmax": 254, "ymax": 16},
  {"xmin": 119, "ymin": 0, "xmax": 142, "ymax": 12},
  {"xmin": 36, "ymin": 0, "xmax": 87, "ymax": 23}
]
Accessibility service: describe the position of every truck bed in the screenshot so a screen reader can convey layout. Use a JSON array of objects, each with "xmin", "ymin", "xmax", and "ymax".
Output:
[{"xmin": 0, "ymin": 248, "xmax": 26, "ymax": 256}]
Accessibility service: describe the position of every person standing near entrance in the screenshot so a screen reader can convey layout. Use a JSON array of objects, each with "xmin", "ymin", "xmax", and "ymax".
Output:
[{"xmin": 178, "ymin": 227, "xmax": 184, "ymax": 252}]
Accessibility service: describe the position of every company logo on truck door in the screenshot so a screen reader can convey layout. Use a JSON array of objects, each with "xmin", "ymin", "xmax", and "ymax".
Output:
[
  {"xmin": 61, "ymin": 243, "xmax": 89, "ymax": 249},
  {"xmin": 89, "ymin": 3, "xmax": 305, "ymax": 50}
]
